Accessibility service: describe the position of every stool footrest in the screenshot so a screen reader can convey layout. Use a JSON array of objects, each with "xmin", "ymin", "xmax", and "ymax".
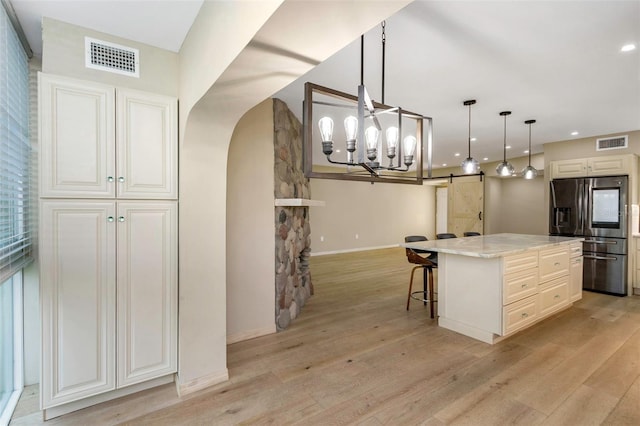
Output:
[{"xmin": 410, "ymin": 291, "xmax": 438, "ymax": 304}]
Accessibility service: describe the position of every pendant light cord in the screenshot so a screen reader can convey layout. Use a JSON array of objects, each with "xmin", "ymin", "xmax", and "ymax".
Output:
[
  {"xmin": 528, "ymin": 124, "xmax": 532, "ymax": 165},
  {"xmin": 499, "ymin": 111, "xmax": 512, "ymax": 163},
  {"xmin": 503, "ymin": 114, "xmax": 507, "ymax": 161},
  {"xmin": 360, "ymin": 35, "xmax": 364, "ymax": 86},
  {"xmin": 468, "ymin": 103, "xmax": 472, "ymax": 157},
  {"xmin": 381, "ymin": 21, "xmax": 386, "ymax": 104}
]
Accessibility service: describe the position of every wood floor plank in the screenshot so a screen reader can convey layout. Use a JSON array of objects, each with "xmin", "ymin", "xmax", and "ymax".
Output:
[
  {"xmin": 584, "ymin": 327, "xmax": 640, "ymax": 399},
  {"xmin": 602, "ymin": 375, "xmax": 640, "ymax": 425},
  {"xmin": 541, "ymin": 384, "xmax": 619, "ymax": 426},
  {"xmin": 513, "ymin": 327, "xmax": 635, "ymax": 415},
  {"xmin": 433, "ymin": 342, "xmax": 571, "ymax": 424}
]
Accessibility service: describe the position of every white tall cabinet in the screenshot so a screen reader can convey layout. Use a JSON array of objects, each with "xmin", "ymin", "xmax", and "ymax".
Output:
[{"xmin": 39, "ymin": 73, "xmax": 178, "ymax": 418}]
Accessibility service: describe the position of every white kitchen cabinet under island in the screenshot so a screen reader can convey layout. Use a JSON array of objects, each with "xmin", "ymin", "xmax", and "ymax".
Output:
[{"xmin": 402, "ymin": 234, "xmax": 583, "ymax": 344}]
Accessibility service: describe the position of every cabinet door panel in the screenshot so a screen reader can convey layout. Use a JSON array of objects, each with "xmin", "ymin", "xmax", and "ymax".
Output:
[
  {"xmin": 40, "ymin": 201, "xmax": 116, "ymax": 408},
  {"xmin": 117, "ymin": 202, "xmax": 177, "ymax": 387},
  {"xmin": 39, "ymin": 74, "xmax": 115, "ymax": 197},
  {"xmin": 116, "ymin": 89, "xmax": 178, "ymax": 199},
  {"xmin": 551, "ymin": 159, "xmax": 588, "ymax": 179},
  {"xmin": 588, "ymin": 155, "xmax": 629, "ymax": 176},
  {"xmin": 570, "ymin": 256, "xmax": 583, "ymax": 302}
]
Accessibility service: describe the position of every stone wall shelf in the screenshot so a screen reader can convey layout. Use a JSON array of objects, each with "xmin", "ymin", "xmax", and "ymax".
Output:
[{"xmin": 275, "ymin": 198, "xmax": 325, "ymax": 207}]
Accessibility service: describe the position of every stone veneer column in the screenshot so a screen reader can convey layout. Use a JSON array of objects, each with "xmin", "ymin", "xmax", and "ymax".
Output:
[{"xmin": 273, "ymin": 98, "xmax": 314, "ymax": 331}]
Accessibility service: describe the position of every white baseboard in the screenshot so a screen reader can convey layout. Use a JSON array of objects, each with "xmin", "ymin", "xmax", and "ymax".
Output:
[
  {"xmin": 226, "ymin": 325, "xmax": 276, "ymax": 345},
  {"xmin": 311, "ymin": 244, "xmax": 399, "ymax": 257},
  {"xmin": 43, "ymin": 375, "xmax": 174, "ymax": 420},
  {"xmin": 176, "ymin": 369, "xmax": 229, "ymax": 397}
]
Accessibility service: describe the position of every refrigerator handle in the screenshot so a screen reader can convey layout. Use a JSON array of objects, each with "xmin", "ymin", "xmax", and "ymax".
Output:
[
  {"xmin": 577, "ymin": 180, "xmax": 584, "ymax": 234},
  {"xmin": 582, "ymin": 179, "xmax": 591, "ymax": 235}
]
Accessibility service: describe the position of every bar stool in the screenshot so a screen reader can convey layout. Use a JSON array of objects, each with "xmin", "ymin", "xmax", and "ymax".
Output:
[
  {"xmin": 436, "ymin": 233, "xmax": 457, "ymax": 239},
  {"xmin": 404, "ymin": 236, "xmax": 437, "ymax": 318}
]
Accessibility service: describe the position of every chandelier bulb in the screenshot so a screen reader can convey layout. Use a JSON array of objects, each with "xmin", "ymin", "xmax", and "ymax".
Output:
[
  {"xmin": 365, "ymin": 126, "xmax": 379, "ymax": 163},
  {"xmin": 318, "ymin": 116, "xmax": 334, "ymax": 156},
  {"xmin": 386, "ymin": 126, "xmax": 399, "ymax": 149},
  {"xmin": 318, "ymin": 117, "xmax": 333, "ymax": 142},
  {"xmin": 403, "ymin": 135, "xmax": 416, "ymax": 167},
  {"xmin": 344, "ymin": 116, "xmax": 358, "ymax": 143}
]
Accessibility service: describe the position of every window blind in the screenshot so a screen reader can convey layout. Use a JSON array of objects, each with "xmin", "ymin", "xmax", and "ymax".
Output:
[{"xmin": 0, "ymin": 3, "xmax": 31, "ymax": 283}]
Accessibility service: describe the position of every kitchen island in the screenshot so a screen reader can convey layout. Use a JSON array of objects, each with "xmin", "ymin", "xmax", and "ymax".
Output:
[{"xmin": 402, "ymin": 233, "xmax": 584, "ymax": 344}]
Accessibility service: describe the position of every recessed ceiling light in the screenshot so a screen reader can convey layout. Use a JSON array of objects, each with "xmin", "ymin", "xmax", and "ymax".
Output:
[
  {"xmin": 483, "ymin": 157, "xmax": 489, "ymax": 161},
  {"xmin": 524, "ymin": 150, "xmax": 530, "ymax": 154},
  {"xmin": 336, "ymin": 149, "xmax": 341, "ymax": 153},
  {"xmin": 471, "ymin": 137, "xmax": 477, "ymax": 142},
  {"xmin": 454, "ymin": 153, "xmax": 460, "ymax": 157},
  {"xmin": 506, "ymin": 145, "xmax": 511, "ymax": 149},
  {"xmin": 571, "ymin": 131, "xmax": 579, "ymax": 136},
  {"xmin": 442, "ymin": 163, "xmax": 447, "ymax": 167},
  {"xmin": 621, "ymin": 43, "xmax": 637, "ymax": 52}
]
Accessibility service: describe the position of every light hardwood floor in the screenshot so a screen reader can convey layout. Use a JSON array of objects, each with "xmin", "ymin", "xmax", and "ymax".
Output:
[{"xmin": 12, "ymin": 248, "xmax": 640, "ymax": 425}]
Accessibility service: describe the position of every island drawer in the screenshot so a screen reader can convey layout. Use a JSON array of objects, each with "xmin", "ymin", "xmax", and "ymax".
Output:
[
  {"xmin": 538, "ymin": 276, "xmax": 569, "ymax": 317},
  {"xmin": 569, "ymin": 242, "xmax": 582, "ymax": 258},
  {"xmin": 539, "ymin": 246, "xmax": 570, "ymax": 282},
  {"xmin": 504, "ymin": 250, "xmax": 539, "ymax": 275},
  {"xmin": 503, "ymin": 268, "xmax": 539, "ymax": 305},
  {"xmin": 503, "ymin": 294, "xmax": 538, "ymax": 336}
]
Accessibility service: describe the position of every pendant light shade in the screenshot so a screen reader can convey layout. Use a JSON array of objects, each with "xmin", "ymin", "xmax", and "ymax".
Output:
[
  {"xmin": 461, "ymin": 99, "xmax": 480, "ymax": 174},
  {"xmin": 495, "ymin": 111, "xmax": 515, "ymax": 177},
  {"xmin": 522, "ymin": 119, "xmax": 538, "ymax": 179}
]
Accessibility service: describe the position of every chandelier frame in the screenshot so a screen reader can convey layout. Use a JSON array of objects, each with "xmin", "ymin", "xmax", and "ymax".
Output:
[{"xmin": 303, "ymin": 82, "xmax": 432, "ymax": 185}]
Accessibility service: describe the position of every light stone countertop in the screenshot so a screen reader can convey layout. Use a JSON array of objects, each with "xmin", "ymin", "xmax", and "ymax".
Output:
[{"xmin": 401, "ymin": 233, "xmax": 584, "ymax": 258}]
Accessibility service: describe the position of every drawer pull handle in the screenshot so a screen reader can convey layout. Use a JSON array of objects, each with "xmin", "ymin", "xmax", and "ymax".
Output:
[
  {"xmin": 521, "ymin": 312, "xmax": 528, "ymax": 318},
  {"xmin": 521, "ymin": 283, "xmax": 528, "ymax": 288},
  {"xmin": 554, "ymin": 294, "xmax": 560, "ymax": 299},
  {"xmin": 554, "ymin": 262, "xmax": 560, "ymax": 266}
]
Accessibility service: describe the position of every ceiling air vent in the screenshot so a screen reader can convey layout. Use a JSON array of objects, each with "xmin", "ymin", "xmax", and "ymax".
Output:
[
  {"xmin": 596, "ymin": 135, "xmax": 628, "ymax": 151},
  {"xmin": 85, "ymin": 37, "xmax": 139, "ymax": 77}
]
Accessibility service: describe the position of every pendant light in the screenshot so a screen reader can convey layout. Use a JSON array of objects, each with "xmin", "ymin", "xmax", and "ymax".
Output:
[
  {"xmin": 495, "ymin": 111, "xmax": 515, "ymax": 177},
  {"xmin": 522, "ymin": 119, "xmax": 538, "ymax": 179},
  {"xmin": 461, "ymin": 99, "xmax": 480, "ymax": 174}
]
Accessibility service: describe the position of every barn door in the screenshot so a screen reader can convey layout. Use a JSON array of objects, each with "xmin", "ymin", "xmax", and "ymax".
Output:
[{"xmin": 447, "ymin": 177, "xmax": 484, "ymax": 236}]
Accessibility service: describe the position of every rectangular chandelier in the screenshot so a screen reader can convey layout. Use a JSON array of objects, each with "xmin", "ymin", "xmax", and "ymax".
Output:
[{"xmin": 303, "ymin": 82, "xmax": 432, "ymax": 185}]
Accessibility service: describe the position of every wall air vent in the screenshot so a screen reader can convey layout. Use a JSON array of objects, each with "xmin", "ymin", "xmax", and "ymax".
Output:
[
  {"xmin": 596, "ymin": 135, "xmax": 628, "ymax": 151},
  {"xmin": 85, "ymin": 37, "xmax": 139, "ymax": 77}
]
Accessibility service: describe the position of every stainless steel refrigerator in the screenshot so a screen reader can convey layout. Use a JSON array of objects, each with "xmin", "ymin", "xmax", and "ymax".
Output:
[{"xmin": 549, "ymin": 175, "xmax": 628, "ymax": 295}]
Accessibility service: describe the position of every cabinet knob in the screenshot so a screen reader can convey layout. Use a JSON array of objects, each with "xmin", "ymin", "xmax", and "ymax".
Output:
[
  {"xmin": 118, "ymin": 176, "xmax": 125, "ymax": 183},
  {"xmin": 554, "ymin": 294, "xmax": 560, "ymax": 299},
  {"xmin": 521, "ymin": 312, "xmax": 528, "ymax": 318},
  {"xmin": 521, "ymin": 283, "xmax": 528, "ymax": 288},
  {"xmin": 107, "ymin": 176, "xmax": 114, "ymax": 182},
  {"xmin": 118, "ymin": 216, "xmax": 125, "ymax": 223},
  {"xmin": 107, "ymin": 216, "xmax": 115, "ymax": 222}
]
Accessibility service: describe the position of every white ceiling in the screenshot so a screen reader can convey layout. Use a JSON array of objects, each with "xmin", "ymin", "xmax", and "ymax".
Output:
[
  {"xmin": 10, "ymin": 0, "xmax": 640, "ymax": 171},
  {"xmin": 10, "ymin": 0, "xmax": 204, "ymax": 56}
]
